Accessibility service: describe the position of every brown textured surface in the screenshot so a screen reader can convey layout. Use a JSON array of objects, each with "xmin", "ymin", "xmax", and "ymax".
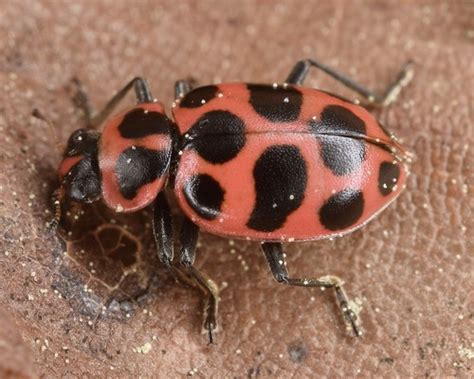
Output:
[
  {"xmin": 0, "ymin": 308, "xmax": 36, "ymax": 378},
  {"xmin": 0, "ymin": 0, "xmax": 473, "ymax": 377}
]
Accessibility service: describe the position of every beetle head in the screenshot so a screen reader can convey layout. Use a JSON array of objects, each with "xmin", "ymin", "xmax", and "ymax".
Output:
[{"xmin": 60, "ymin": 128, "xmax": 102, "ymax": 203}]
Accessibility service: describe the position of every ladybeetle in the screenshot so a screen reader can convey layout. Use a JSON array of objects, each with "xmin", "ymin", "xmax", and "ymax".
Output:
[{"xmin": 39, "ymin": 58, "xmax": 414, "ymax": 342}]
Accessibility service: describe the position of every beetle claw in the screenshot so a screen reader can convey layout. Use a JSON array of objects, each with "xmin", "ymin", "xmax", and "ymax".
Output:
[
  {"xmin": 335, "ymin": 286, "xmax": 362, "ymax": 337},
  {"xmin": 344, "ymin": 305, "xmax": 362, "ymax": 337},
  {"xmin": 203, "ymin": 319, "xmax": 217, "ymax": 345},
  {"xmin": 207, "ymin": 324, "xmax": 214, "ymax": 345}
]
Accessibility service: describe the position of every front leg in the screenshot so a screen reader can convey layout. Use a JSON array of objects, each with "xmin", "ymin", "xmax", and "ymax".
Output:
[
  {"xmin": 179, "ymin": 217, "xmax": 219, "ymax": 344},
  {"xmin": 73, "ymin": 76, "xmax": 154, "ymax": 129},
  {"xmin": 262, "ymin": 242, "xmax": 361, "ymax": 337}
]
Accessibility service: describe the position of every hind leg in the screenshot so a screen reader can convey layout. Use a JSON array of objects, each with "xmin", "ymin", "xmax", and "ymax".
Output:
[
  {"xmin": 286, "ymin": 58, "xmax": 414, "ymax": 107},
  {"xmin": 179, "ymin": 217, "xmax": 219, "ymax": 344},
  {"xmin": 261, "ymin": 242, "xmax": 361, "ymax": 336}
]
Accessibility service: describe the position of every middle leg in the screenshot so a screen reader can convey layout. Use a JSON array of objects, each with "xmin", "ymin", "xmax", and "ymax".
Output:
[
  {"xmin": 261, "ymin": 242, "xmax": 361, "ymax": 336},
  {"xmin": 152, "ymin": 194, "xmax": 219, "ymax": 343},
  {"xmin": 179, "ymin": 217, "xmax": 220, "ymax": 344}
]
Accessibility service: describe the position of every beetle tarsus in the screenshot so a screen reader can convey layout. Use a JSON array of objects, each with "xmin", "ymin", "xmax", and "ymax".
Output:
[
  {"xmin": 335, "ymin": 286, "xmax": 362, "ymax": 337},
  {"xmin": 206, "ymin": 321, "xmax": 215, "ymax": 345},
  {"xmin": 262, "ymin": 242, "xmax": 363, "ymax": 337}
]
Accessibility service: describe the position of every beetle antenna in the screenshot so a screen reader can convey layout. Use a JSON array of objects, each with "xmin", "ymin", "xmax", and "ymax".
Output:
[
  {"xmin": 48, "ymin": 187, "xmax": 64, "ymax": 231},
  {"xmin": 32, "ymin": 109, "xmax": 63, "ymax": 155}
]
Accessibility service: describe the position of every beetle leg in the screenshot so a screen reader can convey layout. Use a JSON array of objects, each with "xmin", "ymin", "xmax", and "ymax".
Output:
[
  {"xmin": 179, "ymin": 217, "xmax": 219, "ymax": 344},
  {"xmin": 152, "ymin": 199, "xmax": 219, "ymax": 343},
  {"xmin": 286, "ymin": 58, "xmax": 414, "ymax": 107},
  {"xmin": 152, "ymin": 191, "xmax": 175, "ymax": 268},
  {"xmin": 72, "ymin": 77, "xmax": 154, "ymax": 129},
  {"xmin": 376, "ymin": 61, "xmax": 415, "ymax": 107},
  {"xmin": 174, "ymin": 79, "xmax": 193, "ymax": 100},
  {"xmin": 261, "ymin": 242, "xmax": 361, "ymax": 337}
]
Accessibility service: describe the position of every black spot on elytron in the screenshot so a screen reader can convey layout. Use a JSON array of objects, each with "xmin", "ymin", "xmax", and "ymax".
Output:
[
  {"xmin": 319, "ymin": 189, "xmax": 364, "ymax": 231},
  {"xmin": 318, "ymin": 136, "xmax": 366, "ymax": 176},
  {"xmin": 63, "ymin": 157, "xmax": 101, "ymax": 203},
  {"xmin": 310, "ymin": 105, "xmax": 367, "ymax": 137},
  {"xmin": 179, "ymin": 85, "xmax": 219, "ymax": 108},
  {"xmin": 118, "ymin": 108, "xmax": 171, "ymax": 139},
  {"xmin": 310, "ymin": 105, "xmax": 367, "ymax": 176},
  {"xmin": 186, "ymin": 110, "xmax": 246, "ymax": 164},
  {"xmin": 378, "ymin": 161, "xmax": 400, "ymax": 196},
  {"xmin": 247, "ymin": 145, "xmax": 307, "ymax": 232},
  {"xmin": 247, "ymin": 84, "xmax": 303, "ymax": 123},
  {"xmin": 183, "ymin": 174, "xmax": 225, "ymax": 220},
  {"xmin": 115, "ymin": 146, "xmax": 170, "ymax": 199}
]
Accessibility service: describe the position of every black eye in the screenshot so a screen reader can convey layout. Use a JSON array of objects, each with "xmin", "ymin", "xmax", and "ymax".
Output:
[
  {"xmin": 65, "ymin": 129, "xmax": 99, "ymax": 157},
  {"xmin": 74, "ymin": 132, "xmax": 84, "ymax": 142}
]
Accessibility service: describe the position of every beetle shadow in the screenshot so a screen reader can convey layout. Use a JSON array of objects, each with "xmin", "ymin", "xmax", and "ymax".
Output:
[{"xmin": 32, "ymin": 159, "xmax": 170, "ymax": 324}]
